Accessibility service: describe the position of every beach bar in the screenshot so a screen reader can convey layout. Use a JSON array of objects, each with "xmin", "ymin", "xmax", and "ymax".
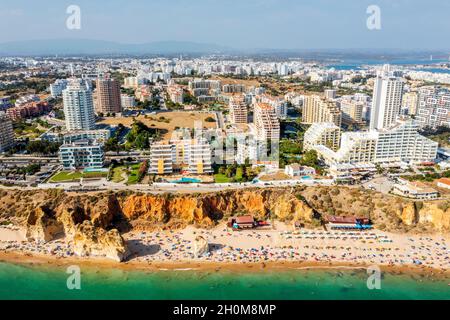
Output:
[
  {"xmin": 326, "ymin": 215, "xmax": 372, "ymax": 230},
  {"xmin": 227, "ymin": 215, "xmax": 256, "ymax": 230}
]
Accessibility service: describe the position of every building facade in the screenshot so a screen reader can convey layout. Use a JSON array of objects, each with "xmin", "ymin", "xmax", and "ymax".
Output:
[
  {"xmin": 303, "ymin": 95, "xmax": 341, "ymax": 127},
  {"xmin": 370, "ymin": 76, "xmax": 404, "ymax": 130},
  {"xmin": 59, "ymin": 140, "xmax": 104, "ymax": 170},
  {"xmin": 0, "ymin": 114, "xmax": 14, "ymax": 152},
  {"xmin": 229, "ymin": 94, "xmax": 248, "ymax": 124},
  {"xmin": 63, "ymin": 79, "xmax": 96, "ymax": 132},
  {"xmin": 304, "ymin": 122, "xmax": 341, "ymax": 152},
  {"xmin": 95, "ymin": 76, "xmax": 122, "ymax": 114},
  {"xmin": 254, "ymin": 103, "xmax": 280, "ymax": 141},
  {"xmin": 416, "ymin": 86, "xmax": 450, "ymax": 129}
]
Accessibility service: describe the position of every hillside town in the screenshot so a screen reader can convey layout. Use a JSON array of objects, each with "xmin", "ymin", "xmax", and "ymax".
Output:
[{"xmin": 1, "ymin": 56, "xmax": 450, "ymax": 200}]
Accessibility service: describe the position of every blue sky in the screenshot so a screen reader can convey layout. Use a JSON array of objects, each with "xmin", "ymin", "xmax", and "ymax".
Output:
[{"xmin": 0, "ymin": 0, "xmax": 449, "ymax": 49}]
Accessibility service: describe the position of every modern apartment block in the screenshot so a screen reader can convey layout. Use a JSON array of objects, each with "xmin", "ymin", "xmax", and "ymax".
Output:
[
  {"xmin": 401, "ymin": 91, "xmax": 418, "ymax": 116},
  {"xmin": 304, "ymin": 122, "xmax": 341, "ymax": 152},
  {"xmin": 416, "ymin": 86, "xmax": 450, "ymax": 129},
  {"xmin": 254, "ymin": 103, "xmax": 280, "ymax": 140},
  {"xmin": 149, "ymin": 138, "xmax": 213, "ymax": 175},
  {"xmin": 324, "ymin": 89, "xmax": 337, "ymax": 100},
  {"xmin": 0, "ymin": 113, "xmax": 14, "ymax": 153},
  {"xmin": 59, "ymin": 140, "xmax": 104, "ymax": 170},
  {"xmin": 187, "ymin": 138, "xmax": 213, "ymax": 174},
  {"xmin": 94, "ymin": 76, "xmax": 122, "ymax": 114},
  {"xmin": 149, "ymin": 142, "xmax": 175, "ymax": 175},
  {"xmin": 339, "ymin": 99, "xmax": 364, "ymax": 124},
  {"xmin": 370, "ymin": 76, "xmax": 404, "ymax": 130},
  {"xmin": 254, "ymin": 94, "xmax": 287, "ymax": 119},
  {"xmin": 167, "ymin": 85, "xmax": 184, "ymax": 104},
  {"xmin": 313, "ymin": 119, "xmax": 437, "ymax": 166},
  {"xmin": 222, "ymin": 83, "xmax": 245, "ymax": 94},
  {"xmin": 303, "ymin": 95, "xmax": 341, "ymax": 127},
  {"xmin": 6, "ymin": 101, "xmax": 51, "ymax": 121},
  {"xmin": 50, "ymin": 79, "xmax": 68, "ymax": 97},
  {"xmin": 375, "ymin": 119, "xmax": 438, "ymax": 163},
  {"xmin": 120, "ymin": 94, "xmax": 136, "ymax": 109},
  {"xmin": 42, "ymin": 129, "xmax": 111, "ymax": 144},
  {"xmin": 63, "ymin": 79, "xmax": 96, "ymax": 131},
  {"xmin": 188, "ymin": 79, "xmax": 221, "ymax": 98},
  {"xmin": 229, "ymin": 94, "xmax": 248, "ymax": 124}
]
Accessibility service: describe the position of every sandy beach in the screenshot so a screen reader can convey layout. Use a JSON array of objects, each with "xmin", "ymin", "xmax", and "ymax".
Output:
[{"xmin": 0, "ymin": 223, "xmax": 449, "ymax": 277}]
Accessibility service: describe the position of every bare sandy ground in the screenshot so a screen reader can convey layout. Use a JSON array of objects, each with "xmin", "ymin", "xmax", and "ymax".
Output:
[{"xmin": 98, "ymin": 111, "xmax": 217, "ymax": 139}]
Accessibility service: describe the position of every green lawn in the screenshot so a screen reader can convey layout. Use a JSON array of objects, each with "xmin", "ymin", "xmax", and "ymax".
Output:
[
  {"xmin": 50, "ymin": 171, "xmax": 107, "ymax": 182},
  {"xmin": 50, "ymin": 171, "xmax": 83, "ymax": 182},
  {"xmin": 111, "ymin": 166, "xmax": 126, "ymax": 183},
  {"xmin": 127, "ymin": 164, "xmax": 141, "ymax": 184},
  {"xmin": 214, "ymin": 173, "xmax": 232, "ymax": 183}
]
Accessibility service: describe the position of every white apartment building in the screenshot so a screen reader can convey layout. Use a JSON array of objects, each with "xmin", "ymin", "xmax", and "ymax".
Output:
[
  {"xmin": 59, "ymin": 140, "xmax": 104, "ymax": 170},
  {"xmin": 303, "ymin": 95, "xmax": 341, "ymax": 127},
  {"xmin": 50, "ymin": 79, "xmax": 68, "ymax": 97},
  {"xmin": 149, "ymin": 142, "xmax": 175, "ymax": 175},
  {"xmin": 375, "ymin": 120, "xmax": 438, "ymax": 163},
  {"xmin": 42, "ymin": 129, "xmax": 111, "ymax": 144},
  {"xmin": 187, "ymin": 138, "xmax": 213, "ymax": 174},
  {"xmin": 304, "ymin": 122, "xmax": 341, "ymax": 152},
  {"xmin": 63, "ymin": 79, "xmax": 96, "ymax": 131},
  {"xmin": 313, "ymin": 119, "xmax": 437, "ymax": 166},
  {"xmin": 339, "ymin": 99, "xmax": 364, "ymax": 124},
  {"xmin": 370, "ymin": 76, "xmax": 404, "ymax": 130},
  {"xmin": 324, "ymin": 89, "xmax": 337, "ymax": 100},
  {"xmin": 0, "ymin": 113, "xmax": 14, "ymax": 152},
  {"xmin": 229, "ymin": 94, "xmax": 248, "ymax": 124},
  {"xmin": 121, "ymin": 94, "xmax": 136, "ymax": 109},
  {"xmin": 149, "ymin": 138, "xmax": 213, "ymax": 175},
  {"xmin": 254, "ymin": 94, "xmax": 287, "ymax": 119},
  {"xmin": 254, "ymin": 103, "xmax": 280, "ymax": 140},
  {"xmin": 167, "ymin": 85, "xmax": 184, "ymax": 104},
  {"xmin": 334, "ymin": 132, "xmax": 378, "ymax": 163},
  {"xmin": 416, "ymin": 86, "xmax": 450, "ymax": 129}
]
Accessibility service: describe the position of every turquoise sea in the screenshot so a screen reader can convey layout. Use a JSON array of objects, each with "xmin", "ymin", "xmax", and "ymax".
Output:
[{"xmin": 0, "ymin": 261, "xmax": 448, "ymax": 300}]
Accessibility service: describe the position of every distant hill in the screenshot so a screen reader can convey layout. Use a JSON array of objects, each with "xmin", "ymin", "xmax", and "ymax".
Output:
[{"xmin": 0, "ymin": 39, "xmax": 231, "ymax": 56}]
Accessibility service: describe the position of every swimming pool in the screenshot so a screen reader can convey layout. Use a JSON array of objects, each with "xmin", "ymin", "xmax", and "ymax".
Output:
[
  {"xmin": 170, "ymin": 177, "xmax": 202, "ymax": 183},
  {"xmin": 83, "ymin": 168, "xmax": 109, "ymax": 173},
  {"xmin": 301, "ymin": 176, "xmax": 312, "ymax": 180}
]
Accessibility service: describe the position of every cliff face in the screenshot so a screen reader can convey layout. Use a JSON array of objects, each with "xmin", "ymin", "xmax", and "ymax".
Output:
[
  {"xmin": 120, "ymin": 189, "xmax": 315, "ymax": 228},
  {"xmin": 73, "ymin": 221, "xmax": 129, "ymax": 262},
  {"xmin": 0, "ymin": 187, "xmax": 449, "ymax": 236}
]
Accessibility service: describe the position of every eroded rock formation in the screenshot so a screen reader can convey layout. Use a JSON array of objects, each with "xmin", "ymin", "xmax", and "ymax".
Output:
[{"xmin": 73, "ymin": 221, "xmax": 129, "ymax": 262}]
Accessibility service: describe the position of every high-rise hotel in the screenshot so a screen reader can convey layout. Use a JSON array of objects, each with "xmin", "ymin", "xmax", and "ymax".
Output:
[
  {"xmin": 370, "ymin": 75, "xmax": 404, "ymax": 130},
  {"xmin": 94, "ymin": 75, "xmax": 122, "ymax": 115},
  {"xmin": 0, "ymin": 113, "xmax": 14, "ymax": 153},
  {"xmin": 63, "ymin": 79, "xmax": 96, "ymax": 131}
]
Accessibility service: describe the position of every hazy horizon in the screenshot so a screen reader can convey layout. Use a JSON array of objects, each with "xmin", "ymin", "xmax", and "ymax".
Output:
[{"xmin": 0, "ymin": 0, "xmax": 449, "ymax": 51}]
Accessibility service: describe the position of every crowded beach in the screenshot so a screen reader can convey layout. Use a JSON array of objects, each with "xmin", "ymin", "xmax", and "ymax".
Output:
[{"xmin": 0, "ymin": 220, "xmax": 449, "ymax": 273}]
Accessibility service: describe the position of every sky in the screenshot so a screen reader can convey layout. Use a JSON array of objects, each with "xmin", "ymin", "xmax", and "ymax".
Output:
[{"xmin": 0, "ymin": 0, "xmax": 449, "ymax": 50}]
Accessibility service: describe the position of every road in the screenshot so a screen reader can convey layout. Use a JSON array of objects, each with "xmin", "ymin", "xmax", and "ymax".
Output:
[
  {"xmin": 35, "ymin": 177, "xmax": 334, "ymax": 194},
  {"xmin": 215, "ymin": 111, "xmax": 225, "ymax": 129}
]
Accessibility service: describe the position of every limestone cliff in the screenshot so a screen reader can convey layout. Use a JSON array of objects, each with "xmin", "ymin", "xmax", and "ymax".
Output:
[
  {"xmin": 2, "ymin": 186, "xmax": 449, "ymax": 236},
  {"xmin": 193, "ymin": 236, "xmax": 209, "ymax": 258},
  {"xmin": 25, "ymin": 206, "xmax": 63, "ymax": 242},
  {"xmin": 73, "ymin": 221, "xmax": 129, "ymax": 262}
]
